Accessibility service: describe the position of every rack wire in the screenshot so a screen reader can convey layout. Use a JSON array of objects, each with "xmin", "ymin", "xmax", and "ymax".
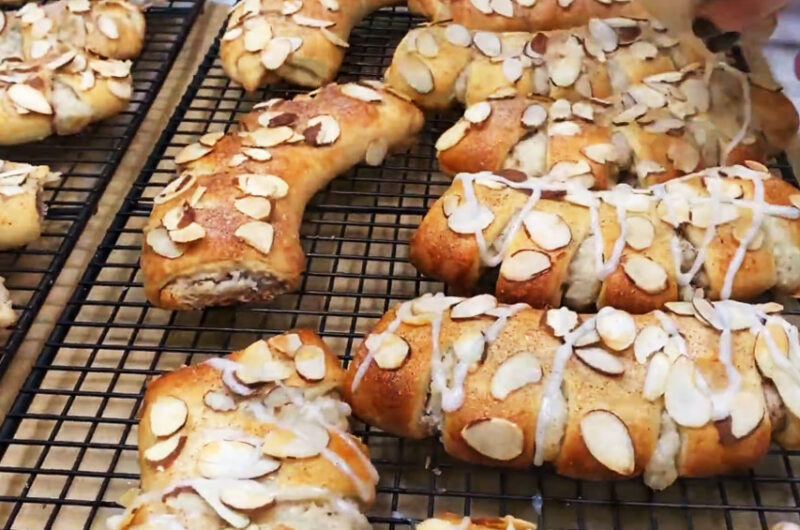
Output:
[
  {"xmin": 0, "ymin": 0, "xmax": 205, "ymax": 376},
  {"xmin": 1, "ymin": 7, "xmax": 800, "ymax": 529}
]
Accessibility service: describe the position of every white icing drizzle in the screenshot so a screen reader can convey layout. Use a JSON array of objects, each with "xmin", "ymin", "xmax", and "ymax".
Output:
[
  {"xmin": 204, "ymin": 357, "xmax": 253, "ymax": 396},
  {"xmin": 349, "ymin": 300, "xmax": 410, "ymax": 392},
  {"xmin": 717, "ymin": 62, "xmax": 753, "ymax": 164},
  {"xmin": 720, "ymin": 170, "xmax": 764, "ymax": 300}
]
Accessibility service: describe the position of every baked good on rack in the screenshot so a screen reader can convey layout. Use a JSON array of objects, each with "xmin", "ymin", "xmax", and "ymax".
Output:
[
  {"xmin": 0, "ymin": 159, "xmax": 61, "ymax": 250},
  {"xmin": 382, "ymin": 21, "xmax": 798, "ymax": 160},
  {"xmin": 408, "ymin": 0, "xmax": 647, "ymax": 32},
  {"xmin": 346, "ymin": 293, "xmax": 800, "ymax": 489},
  {"xmin": 435, "ymin": 91, "xmax": 790, "ymax": 188},
  {"xmin": 0, "ymin": 0, "xmax": 146, "ymax": 145},
  {"xmin": 220, "ymin": 0, "xmax": 399, "ymax": 91},
  {"xmin": 141, "ymin": 82, "xmax": 424, "ymax": 310},
  {"xmin": 106, "ymin": 330, "xmax": 377, "ymax": 530},
  {"xmin": 419, "ymin": 514, "xmax": 536, "ymax": 529},
  {"xmin": 0, "ymin": 277, "xmax": 15, "ymax": 329},
  {"xmin": 410, "ymin": 164, "xmax": 800, "ymax": 313}
]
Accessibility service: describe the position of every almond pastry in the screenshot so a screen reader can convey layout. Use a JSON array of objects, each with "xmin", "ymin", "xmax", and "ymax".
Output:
[
  {"xmin": 0, "ymin": 277, "xmax": 15, "ymax": 329},
  {"xmin": 0, "ymin": 159, "xmax": 61, "ymax": 250}
]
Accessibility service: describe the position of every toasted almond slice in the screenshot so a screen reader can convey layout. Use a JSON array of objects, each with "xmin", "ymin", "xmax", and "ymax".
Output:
[
  {"xmin": 187, "ymin": 480, "xmax": 249, "ymax": 528},
  {"xmin": 143, "ymin": 434, "xmax": 185, "ymax": 465},
  {"xmin": 222, "ymin": 26, "xmax": 243, "ymax": 41},
  {"xmin": 589, "ymin": 18, "xmax": 618, "ymax": 52},
  {"xmin": 443, "ymin": 24, "xmax": 470, "ymax": 47},
  {"xmin": 464, "ymin": 101, "xmax": 492, "ymax": 124},
  {"xmin": 435, "ymin": 120, "xmax": 470, "ymax": 151},
  {"xmin": 549, "ymin": 98, "xmax": 572, "ymax": 121},
  {"xmin": 235, "ymin": 196, "xmax": 271, "ymax": 220},
  {"xmin": 416, "ymin": 30, "xmax": 439, "ymax": 57},
  {"xmin": 262, "ymin": 421, "xmax": 330, "ymax": 459},
  {"xmin": 667, "ymin": 141, "xmax": 700, "ymax": 173},
  {"xmin": 521, "ymin": 104, "xmax": 547, "ymax": 128},
  {"xmin": 371, "ymin": 332, "xmax": 409, "ymax": 369},
  {"xmin": 442, "ymin": 194, "xmax": 460, "ymax": 217},
  {"xmin": 491, "ymin": 0, "xmax": 514, "ymax": 16},
  {"xmin": 596, "ymin": 308, "xmax": 636, "ymax": 351},
  {"xmin": 474, "ymin": 31, "xmax": 502, "ymax": 57},
  {"xmin": 79, "ymin": 70, "xmax": 96, "ymax": 91},
  {"xmin": 451, "ymin": 294, "xmax": 497, "ymax": 319},
  {"xmin": 580, "ymin": 143, "xmax": 617, "ymax": 165},
  {"xmin": 548, "ymin": 120, "xmax": 581, "ymax": 136},
  {"xmin": 575, "ymin": 347, "xmax": 625, "ymax": 375},
  {"xmin": 524, "ymin": 210, "xmax": 571, "ymax": 250},
  {"xmin": 624, "ymin": 216, "xmax": 654, "ymax": 250},
  {"xmin": 219, "ymin": 481, "xmax": 275, "ymax": 511},
  {"xmin": 244, "ymin": 22, "xmax": 272, "ymax": 52},
  {"xmin": 199, "ymin": 132, "xmax": 224, "ymax": 147},
  {"xmin": 546, "ymin": 307, "xmax": 578, "ymax": 337},
  {"xmin": 634, "ymin": 325, "xmax": 667, "ymax": 364},
  {"xmin": 203, "ymin": 390, "xmax": 236, "ymax": 412},
  {"xmin": 548, "ymin": 160, "xmax": 592, "ymax": 180},
  {"xmin": 30, "ymin": 39, "xmax": 51, "ymax": 59},
  {"xmin": 548, "ymin": 36, "xmax": 583, "ymax": 87},
  {"xmin": 398, "ymin": 54, "xmax": 433, "ymax": 94},
  {"xmin": 642, "ymin": 351, "xmax": 670, "ymax": 401},
  {"xmin": 175, "ymin": 143, "xmax": 212, "ymax": 165},
  {"xmin": 628, "ymin": 84, "xmax": 665, "ymax": 108},
  {"xmin": 365, "ymin": 138, "xmax": 388, "ymax": 166},
  {"xmin": 242, "ymin": 147, "xmax": 271, "ymax": 161},
  {"xmin": 656, "ymin": 197, "xmax": 689, "ymax": 227},
  {"xmin": 447, "ymin": 201, "xmax": 494, "ymax": 234},
  {"xmin": 630, "ymin": 40, "xmax": 657, "ymax": 60},
  {"xmin": 146, "ymin": 228, "xmax": 184, "ymax": 259},
  {"xmin": 235, "ymin": 221, "xmax": 274, "ymax": 255},
  {"xmin": 575, "ymin": 329, "xmax": 601, "ymax": 347},
  {"xmin": 67, "ymin": 0, "xmax": 90, "ymax": 12},
  {"xmin": 169, "ymin": 222, "xmax": 205, "ymax": 243},
  {"xmin": 665, "ymin": 356, "xmax": 712, "ymax": 427},
  {"xmin": 488, "ymin": 86, "xmax": 519, "ymax": 100},
  {"xmin": 154, "ymin": 173, "xmax": 196, "ymax": 205},
  {"xmin": 461, "ymin": 418, "xmax": 524, "ymax": 461},
  {"xmin": 502, "ymin": 56, "xmax": 524, "ymax": 83},
  {"xmin": 199, "ymin": 440, "xmax": 281, "ymax": 479},
  {"xmin": 680, "ymin": 78, "xmax": 710, "ymax": 113},
  {"xmin": 732, "ymin": 222, "xmax": 764, "ymax": 250},
  {"xmin": 239, "ymin": 174, "xmax": 288, "ymax": 198},
  {"xmin": 772, "ymin": 370, "xmax": 800, "ymax": 419},
  {"xmin": 267, "ymin": 333, "xmax": 303, "ymax": 358},
  {"xmin": 97, "ymin": 15, "xmax": 119, "ymax": 39},
  {"xmin": 580, "ymin": 410, "xmax": 635, "ymax": 475},
  {"xmin": 572, "ymin": 101, "xmax": 594, "ymax": 122},
  {"xmin": 623, "ymin": 255, "xmax": 668, "ymax": 294},
  {"xmin": 470, "ymin": 0, "xmax": 493, "ymax": 13},
  {"xmin": 248, "ymin": 126, "xmax": 294, "ymax": 148},
  {"xmin": 7, "ymin": 84, "xmax": 52, "ymax": 115},
  {"xmin": 149, "ymin": 396, "xmax": 188, "ymax": 438},
  {"xmin": 292, "ymin": 13, "xmax": 334, "ymax": 27},
  {"xmin": 341, "ymin": 83, "xmax": 382, "ymax": 102},
  {"xmin": 304, "ymin": 115, "xmax": 340, "ymax": 146},
  {"xmin": 294, "ymin": 345, "xmax": 326, "ymax": 381},
  {"xmin": 108, "ymin": 79, "xmax": 133, "ymax": 100},
  {"xmin": 754, "ymin": 321, "xmax": 788, "ymax": 378},
  {"xmin": 500, "ymin": 250, "xmax": 551, "ymax": 282},
  {"xmin": 729, "ymin": 390, "xmax": 764, "ymax": 439},
  {"xmin": 229, "ymin": 153, "xmax": 248, "ymax": 167},
  {"xmin": 613, "ymin": 103, "xmax": 648, "ymax": 125},
  {"xmin": 490, "ymin": 352, "xmax": 542, "ymax": 400},
  {"xmin": 261, "ymin": 38, "xmax": 293, "ymax": 70}
]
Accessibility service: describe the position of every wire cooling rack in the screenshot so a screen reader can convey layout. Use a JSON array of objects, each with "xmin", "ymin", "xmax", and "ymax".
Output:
[
  {"xmin": 0, "ymin": 1, "xmax": 205, "ymax": 376},
  {"xmin": 1, "ymin": 7, "xmax": 800, "ymax": 530}
]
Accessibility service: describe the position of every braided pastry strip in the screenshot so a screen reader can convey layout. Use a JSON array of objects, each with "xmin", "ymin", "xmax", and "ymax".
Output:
[
  {"xmin": 220, "ymin": 0, "xmax": 400, "ymax": 91},
  {"xmin": 346, "ymin": 293, "xmax": 800, "ymax": 489},
  {"xmin": 0, "ymin": 0, "xmax": 146, "ymax": 144},
  {"xmin": 410, "ymin": 165, "xmax": 800, "ymax": 313},
  {"xmin": 108, "ymin": 330, "xmax": 377, "ymax": 530},
  {"xmin": 141, "ymin": 82, "xmax": 424, "ymax": 310}
]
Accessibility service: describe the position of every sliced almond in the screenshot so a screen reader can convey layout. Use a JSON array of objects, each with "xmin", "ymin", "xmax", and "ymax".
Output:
[
  {"xmin": 235, "ymin": 221, "xmax": 274, "ymax": 255},
  {"xmin": 470, "ymin": 0, "xmax": 493, "ymax": 13},
  {"xmin": 365, "ymin": 138, "xmax": 388, "ymax": 166},
  {"xmin": 521, "ymin": 104, "xmax": 548, "ymax": 128},
  {"xmin": 546, "ymin": 307, "xmax": 578, "ymax": 337},
  {"xmin": 580, "ymin": 410, "xmax": 635, "ymax": 475},
  {"xmin": 548, "ymin": 36, "xmax": 583, "ymax": 87},
  {"xmin": 292, "ymin": 13, "xmax": 334, "ymax": 27},
  {"xmin": 304, "ymin": 115, "xmax": 340, "ymax": 146},
  {"xmin": 730, "ymin": 390, "xmax": 764, "ymax": 439},
  {"xmin": 656, "ymin": 196, "xmax": 689, "ymax": 227},
  {"xmin": 7, "ymin": 84, "xmax": 52, "ymax": 115},
  {"xmin": 502, "ymin": 56, "xmax": 524, "ymax": 83},
  {"xmin": 249, "ymin": 126, "xmax": 294, "ymax": 148},
  {"xmin": 464, "ymin": 101, "xmax": 492, "ymax": 124},
  {"xmin": 239, "ymin": 173, "xmax": 288, "ymax": 198},
  {"xmin": 242, "ymin": 147, "xmax": 271, "ymax": 161},
  {"xmin": 143, "ymin": 434, "xmax": 185, "ymax": 465},
  {"xmin": 261, "ymin": 38, "xmax": 292, "ymax": 70},
  {"xmin": 680, "ymin": 78, "xmax": 710, "ymax": 113},
  {"xmin": 500, "ymin": 250, "xmax": 551, "ymax": 282},
  {"xmin": 642, "ymin": 351, "xmax": 670, "ymax": 401},
  {"xmin": 235, "ymin": 196, "xmax": 272, "ymax": 220},
  {"xmin": 372, "ymin": 332, "xmax": 410, "ymax": 370},
  {"xmin": 244, "ymin": 22, "xmax": 272, "ymax": 52},
  {"xmin": 589, "ymin": 18, "xmax": 618, "ymax": 53},
  {"xmin": 596, "ymin": 308, "xmax": 636, "ymax": 351},
  {"xmin": 575, "ymin": 347, "xmax": 625, "ymax": 375},
  {"xmin": 187, "ymin": 481, "xmax": 249, "ymax": 528},
  {"xmin": 222, "ymin": 27, "xmax": 243, "ymax": 41},
  {"xmin": 575, "ymin": 329, "xmax": 601, "ymax": 347},
  {"xmin": 435, "ymin": 120, "xmax": 470, "ymax": 152},
  {"xmin": 572, "ymin": 101, "xmax": 594, "ymax": 122},
  {"xmin": 175, "ymin": 143, "xmax": 212, "ymax": 165},
  {"xmin": 772, "ymin": 370, "xmax": 800, "ymax": 419},
  {"xmin": 667, "ymin": 141, "xmax": 700, "ymax": 174},
  {"xmin": 219, "ymin": 481, "xmax": 275, "ymax": 511},
  {"xmin": 169, "ymin": 222, "xmax": 205, "ymax": 243},
  {"xmin": 416, "ymin": 30, "xmax": 439, "ymax": 57},
  {"xmin": 548, "ymin": 121, "xmax": 581, "ymax": 136},
  {"xmin": 199, "ymin": 440, "xmax": 281, "ymax": 479},
  {"xmin": 30, "ymin": 39, "xmax": 51, "ymax": 60},
  {"xmin": 149, "ymin": 396, "xmax": 188, "ymax": 438},
  {"xmin": 451, "ymin": 294, "xmax": 497, "ymax": 319},
  {"xmin": 321, "ymin": 28, "xmax": 349, "ymax": 48},
  {"xmin": 447, "ymin": 201, "xmax": 494, "ymax": 234},
  {"xmin": 523, "ymin": 210, "xmax": 571, "ymax": 250},
  {"xmin": 623, "ymin": 255, "xmax": 668, "ymax": 294},
  {"xmin": 634, "ymin": 325, "xmax": 668, "ymax": 364},
  {"xmin": 613, "ymin": 103, "xmax": 648, "ymax": 125},
  {"xmin": 262, "ymin": 421, "xmax": 330, "ymax": 459},
  {"xmin": 548, "ymin": 160, "xmax": 591, "ymax": 180},
  {"xmin": 624, "ymin": 216, "xmax": 654, "ymax": 250},
  {"xmin": 398, "ymin": 54, "xmax": 433, "ymax": 94},
  {"xmin": 203, "ymin": 390, "xmax": 236, "ymax": 412},
  {"xmin": 665, "ymin": 356, "xmax": 712, "ymax": 427},
  {"xmin": 229, "ymin": 154, "xmax": 248, "ymax": 167},
  {"xmin": 630, "ymin": 40, "xmax": 657, "ymax": 60},
  {"xmin": 146, "ymin": 228, "xmax": 184, "ymax": 259},
  {"xmin": 490, "ymin": 352, "xmax": 542, "ymax": 400},
  {"xmin": 294, "ymin": 345, "xmax": 326, "ymax": 381},
  {"xmin": 268, "ymin": 333, "xmax": 303, "ymax": 357},
  {"xmin": 732, "ymin": 222, "xmax": 764, "ymax": 251},
  {"xmin": 473, "ymin": 31, "xmax": 502, "ymax": 57},
  {"xmin": 461, "ymin": 418, "xmax": 524, "ymax": 461},
  {"xmin": 754, "ymin": 321, "xmax": 788, "ymax": 378},
  {"xmin": 628, "ymin": 84, "xmax": 665, "ymax": 108},
  {"xmin": 549, "ymin": 98, "xmax": 572, "ymax": 121},
  {"xmin": 199, "ymin": 131, "xmax": 224, "ymax": 147},
  {"xmin": 341, "ymin": 83, "xmax": 382, "ymax": 103},
  {"xmin": 108, "ymin": 79, "xmax": 132, "ymax": 100},
  {"xmin": 442, "ymin": 194, "xmax": 460, "ymax": 217},
  {"xmin": 443, "ymin": 24, "xmax": 471, "ymax": 48},
  {"xmin": 490, "ymin": 0, "xmax": 514, "ymax": 16},
  {"xmin": 97, "ymin": 15, "xmax": 119, "ymax": 39}
]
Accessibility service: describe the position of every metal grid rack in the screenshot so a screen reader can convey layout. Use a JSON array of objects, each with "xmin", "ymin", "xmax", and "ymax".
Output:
[
  {"xmin": 0, "ymin": 0, "xmax": 205, "ymax": 376},
  {"xmin": 1, "ymin": 7, "xmax": 800, "ymax": 529}
]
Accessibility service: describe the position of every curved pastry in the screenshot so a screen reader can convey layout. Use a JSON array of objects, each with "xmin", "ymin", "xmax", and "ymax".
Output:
[
  {"xmin": 0, "ymin": 159, "xmax": 61, "ymax": 250},
  {"xmin": 408, "ymin": 0, "xmax": 648, "ymax": 32},
  {"xmin": 107, "ymin": 330, "xmax": 377, "ymax": 530},
  {"xmin": 0, "ymin": 0, "xmax": 146, "ymax": 145},
  {"xmin": 419, "ymin": 514, "xmax": 536, "ymax": 529},
  {"xmin": 410, "ymin": 164, "xmax": 800, "ymax": 313},
  {"xmin": 0, "ymin": 277, "xmax": 15, "ymax": 329},
  {"xmin": 141, "ymin": 82, "xmax": 424, "ymax": 310},
  {"xmin": 346, "ymin": 293, "xmax": 800, "ymax": 489},
  {"xmin": 383, "ymin": 21, "xmax": 798, "ymax": 158},
  {"xmin": 436, "ymin": 92, "xmax": 787, "ymax": 188},
  {"xmin": 220, "ymin": 0, "xmax": 400, "ymax": 91}
]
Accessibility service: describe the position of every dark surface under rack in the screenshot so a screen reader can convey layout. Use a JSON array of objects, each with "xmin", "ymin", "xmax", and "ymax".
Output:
[
  {"xmin": 0, "ymin": 0, "xmax": 205, "ymax": 377},
  {"xmin": 2, "ymin": 7, "xmax": 800, "ymax": 529}
]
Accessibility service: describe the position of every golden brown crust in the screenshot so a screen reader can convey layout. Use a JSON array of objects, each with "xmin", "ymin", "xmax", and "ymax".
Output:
[
  {"xmin": 346, "ymin": 295, "xmax": 799, "ymax": 487},
  {"xmin": 110, "ymin": 330, "xmax": 376, "ymax": 530},
  {"xmin": 418, "ymin": 513, "xmax": 536, "ymax": 529},
  {"xmin": 0, "ymin": 160, "xmax": 60, "ymax": 250},
  {"xmin": 220, "ymin": 0, "xmax": 400, "ymax": 91},
  {"xmin": 141, "ymin": 83, "xmax": 424, "ymax": 310}
]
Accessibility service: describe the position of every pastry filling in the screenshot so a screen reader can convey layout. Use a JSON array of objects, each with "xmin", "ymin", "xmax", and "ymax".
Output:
[
  {"xmin": 643, "ymin": 411, "xmax": 681, "ymax": 490},
  {"xmin": 163, "ymin": 270, "xmax": 286, "ymax": 308}
]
